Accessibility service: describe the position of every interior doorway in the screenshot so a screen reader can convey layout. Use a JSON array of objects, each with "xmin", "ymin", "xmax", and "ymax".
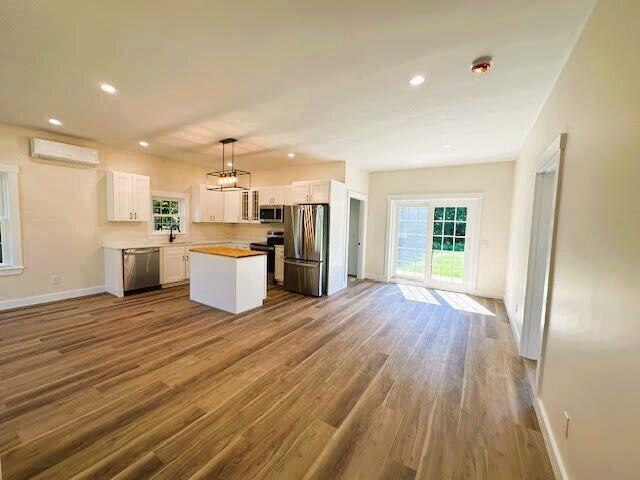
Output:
[
  {"xmin": 521, "ymin": 134, "xmax": 565, "ymax": 364},
  {"xmin": 346, "ymin": 192, "xmax": 367, "ymax": 280}
]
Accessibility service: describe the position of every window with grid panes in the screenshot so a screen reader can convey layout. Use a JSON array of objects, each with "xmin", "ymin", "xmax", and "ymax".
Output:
[
  {"xmin": 430, "ymin": 206, "xmax": 467, "ymax": 283},
  {"xmin": 152, "ymin": 198, "xmax": 184, "ymax": 232}
]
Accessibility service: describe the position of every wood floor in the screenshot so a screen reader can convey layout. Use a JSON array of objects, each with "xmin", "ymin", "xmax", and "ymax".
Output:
[{"xmin": 0, "ymin": 281, "xmax": 554, "ymax": 480}]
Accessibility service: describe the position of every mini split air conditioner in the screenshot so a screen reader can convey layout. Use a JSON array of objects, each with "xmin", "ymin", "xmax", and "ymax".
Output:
[{"xmin": 30, "ymin": 138, "xmax": 99, "ymax": 166}]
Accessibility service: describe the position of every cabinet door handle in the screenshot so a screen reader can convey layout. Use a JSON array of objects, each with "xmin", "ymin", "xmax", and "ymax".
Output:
[
  {"xmin": 129, "ymin": 212, "xmax": 132, "ymax": 219},
  {"xmin": 134, "ymin": 212, "xmax": 137, "ymax": 220}
]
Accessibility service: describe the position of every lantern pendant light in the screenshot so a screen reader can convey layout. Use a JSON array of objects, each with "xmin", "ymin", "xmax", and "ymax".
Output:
[{"xmin": 205, "ymin": 138, "xmax": 251, "ymax": 191}]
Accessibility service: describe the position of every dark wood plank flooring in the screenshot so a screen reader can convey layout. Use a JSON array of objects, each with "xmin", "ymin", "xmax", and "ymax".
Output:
[{"xmin": 0, "ymin": 281, "xmax": 554, "ymax": 479}]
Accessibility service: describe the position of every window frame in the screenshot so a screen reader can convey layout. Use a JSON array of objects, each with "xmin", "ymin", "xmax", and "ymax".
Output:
[
  {"xmin": 385, "ymin": 193, "xmax": 482, "ymax": 294},
  {"xmin": 0, "ymin": 164, "xmax": 24, "ymax": 276},
  {"xmin": 149, "ymin": 191, "xmax": 189, "ymax": 236}
]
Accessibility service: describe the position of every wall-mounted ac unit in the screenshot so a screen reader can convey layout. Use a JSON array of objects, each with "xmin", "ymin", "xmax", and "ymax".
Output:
[{"xmin": 30, "ymin": 138, "xmax": 99, "ymax": 167}]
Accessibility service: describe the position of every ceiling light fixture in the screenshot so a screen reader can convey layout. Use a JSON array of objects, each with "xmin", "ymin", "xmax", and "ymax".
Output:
[
  {"xmin": 139, "ymin": 141, "xmax": 149, "ymax": 147},
  {"xmin": 443, "ymin": 144, "xmax": 450, "ymax": 149},
  {"xmin": 100, "ymin": 83, "xmax": 117, "ymax": 94},
  {"xmin": 48, "ymin": 118, "xmax": 62, "ymax": 126},
  {"xmin": 409, "ymin": 75, "xmax": 425, "ymax": 86},
  {"xmin": 205, "ymin": 138, "xmax": 251, "ymax": 191},
  {"xmin": 288, "ymin": 152, "xmax": 295, "ymax": 158},
  {"xmin": 471, "ymin": 56, "xmax": 492, "ymax": 74}
]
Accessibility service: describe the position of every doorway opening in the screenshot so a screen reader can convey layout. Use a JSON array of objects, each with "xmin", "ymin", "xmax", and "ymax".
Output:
[
  {"xmin": 385, "ymin": 193, "xmax": 481, "ymax": 293},
  {"xmin": 521, "ymin": 134, "xmax": 564, "ymax": 380},
  {"xmin": 346, "ymin": 192, "xmax": 367, "ymax": 281}
]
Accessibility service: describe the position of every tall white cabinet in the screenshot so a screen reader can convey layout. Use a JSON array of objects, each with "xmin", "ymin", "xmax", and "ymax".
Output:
[{"xmin": 106, "ymin": 171, "xmax": 151, "ymax": 221}]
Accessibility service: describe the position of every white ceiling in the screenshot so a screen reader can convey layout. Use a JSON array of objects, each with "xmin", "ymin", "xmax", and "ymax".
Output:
[{"xmin": 0, "ymin": 1, "xmax": 595, "ymax": 172}]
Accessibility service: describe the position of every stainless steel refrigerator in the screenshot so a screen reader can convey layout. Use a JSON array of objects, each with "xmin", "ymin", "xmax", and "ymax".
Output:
[{"xmin": 284, "ymin": 204, "xmax": 328, "ymax": 296}]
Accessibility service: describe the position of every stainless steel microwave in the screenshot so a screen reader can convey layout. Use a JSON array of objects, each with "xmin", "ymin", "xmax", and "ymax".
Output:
[{"xmin": 259, "ymin": 205, "xmax": 284, "ymax": 223}]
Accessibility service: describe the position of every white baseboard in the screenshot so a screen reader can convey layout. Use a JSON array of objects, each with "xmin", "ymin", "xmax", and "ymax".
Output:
[
  {"xmin": 0, "ymin": 285, "xmax": 106, "ymax": 311},
  {"xmin": 364, "ymin": 273, "xmax": 386, "ymax": 282},
  {"xmin": 534, "ymin": 397, "xmax": 569, "ymax": 480},
  {"xmin": 469, "ymin": 289, "xmax": 504, "ymax": 300}
]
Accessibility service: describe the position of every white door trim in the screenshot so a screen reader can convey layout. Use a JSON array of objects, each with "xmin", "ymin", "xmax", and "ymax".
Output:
[
  {"xmin": 384, "ymin": 192, "xmax": 482, "ymax": 293},
  {"xmin": 521, "ymin": 134, "xmax": 566, "ymax": 363}
]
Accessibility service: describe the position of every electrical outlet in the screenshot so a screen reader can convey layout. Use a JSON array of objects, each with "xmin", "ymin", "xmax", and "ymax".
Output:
[
  {"xmin": 51, "ymin": 275, "xmax": 60, "ymax": 285},
  {"xmin": 563, "ymin": 410, "xmax": 571, "ymax": 439}
]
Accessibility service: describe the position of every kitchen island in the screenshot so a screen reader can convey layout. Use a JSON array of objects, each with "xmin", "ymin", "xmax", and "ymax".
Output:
[{"xmin": 189, "ymin": 246, "xmax": 267, "ymax": 314}]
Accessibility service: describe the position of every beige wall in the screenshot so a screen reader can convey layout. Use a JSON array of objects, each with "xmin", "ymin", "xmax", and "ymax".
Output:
[
  {"xmin": 365, "ymin": 161, "xmax": 514, "ymax": 297},
  {"xmin": 504, "ymin": 1, "xmax": 639, "ymax": 478},
  {"xmin": 0, "ymin": 123, "xmax": 345, "ymax": 303},
  {"xmin": 344, "ymin": 162, "xmax": 369, "ymax": 194}
]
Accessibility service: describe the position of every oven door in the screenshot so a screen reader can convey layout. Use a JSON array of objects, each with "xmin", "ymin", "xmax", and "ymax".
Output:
[{"xmin": 260, "ymin": 206, "xmax": 284, "ymax": 223}]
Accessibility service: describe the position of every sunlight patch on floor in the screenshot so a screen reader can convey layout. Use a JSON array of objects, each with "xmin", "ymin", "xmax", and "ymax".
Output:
[
  {"xmin": 398, "ymin": 284, "xmax": 441, "ymax": 305},
  {"xmin": 435, "ymin": 290, "xmax": 495, "ymax": 316}
]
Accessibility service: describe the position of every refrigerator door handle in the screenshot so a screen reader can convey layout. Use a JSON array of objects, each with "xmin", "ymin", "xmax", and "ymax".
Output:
[{"xmin": 284, "ymin": 258, "xmax": 319, "ymax": 268}]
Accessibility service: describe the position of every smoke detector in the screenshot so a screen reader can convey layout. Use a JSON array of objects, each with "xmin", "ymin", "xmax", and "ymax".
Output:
[{"xmin": 471, "ymin": 56, "xmax": 492, "ymax": 73}]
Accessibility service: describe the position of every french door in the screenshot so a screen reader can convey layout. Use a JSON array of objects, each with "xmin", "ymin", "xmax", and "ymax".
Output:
[{"xmin": 389, "ymin": 196, "xmax": 479, "ymax": 291}]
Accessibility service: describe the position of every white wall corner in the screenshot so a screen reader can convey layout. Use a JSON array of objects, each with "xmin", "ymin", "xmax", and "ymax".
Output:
[
  {"xmin": 0, "ymin": 285, "xmax": 106, "ymax": 311},
  {"xmin": 534, "ymin": 398, "xmax": 569, "ymax": 480},
  {"xmin": 504, "ymin": 299, "xmax": 523, "ymax": 354}
]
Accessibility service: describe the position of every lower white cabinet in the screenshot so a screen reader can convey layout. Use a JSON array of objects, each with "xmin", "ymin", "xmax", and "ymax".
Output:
[
  {"xmin": 162, "ymin": 246, "xmax": 189, "ymax": 284},
  {"xmin": 275, "ymin": 245, "xmax": 284, "ymax": 283}
]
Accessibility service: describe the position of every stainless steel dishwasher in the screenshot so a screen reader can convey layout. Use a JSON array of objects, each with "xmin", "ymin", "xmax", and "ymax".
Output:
[{"xmin": 122, "ymin": 248, "xmax": 161, "ymax": 294}]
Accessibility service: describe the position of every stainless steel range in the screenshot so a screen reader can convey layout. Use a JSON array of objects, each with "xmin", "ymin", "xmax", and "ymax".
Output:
[{"xmin": 250, "ymin": 231, "xmax": 283, "ymax": 284}]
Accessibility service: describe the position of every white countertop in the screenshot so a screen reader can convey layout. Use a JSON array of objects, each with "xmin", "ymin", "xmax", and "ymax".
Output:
[{"xmin": 102, "ymin": 238, "xmax": 263, "ymax": 249}]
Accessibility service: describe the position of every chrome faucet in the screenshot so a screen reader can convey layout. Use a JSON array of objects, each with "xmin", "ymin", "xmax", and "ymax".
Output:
[{"xmin": 169, "ymin": 224, "xmax": 180, "ymax": 243}]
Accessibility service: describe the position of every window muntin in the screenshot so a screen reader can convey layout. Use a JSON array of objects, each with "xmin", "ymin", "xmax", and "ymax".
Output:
[
  {"xmin": 430, "ymin": 207, "xmax": 467, "ymax": 283},
  {"xmin": 152, "ymin": 198, "xmax": 184, "ymax": 232}
]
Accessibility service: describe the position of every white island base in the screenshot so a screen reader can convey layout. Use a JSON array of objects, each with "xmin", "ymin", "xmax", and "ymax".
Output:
[{"xmin": 189, "ymin": 247, "xmax": 267, "ymax": 314}]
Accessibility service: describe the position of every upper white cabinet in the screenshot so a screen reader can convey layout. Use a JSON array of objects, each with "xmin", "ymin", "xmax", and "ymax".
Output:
[
  {"xmin": 291, "ymin": 181, "xmax": 330, "ymax": 204},
  {"xmin": 107, "ymin": 171, "xmax": 151, "ymax": 221},
  {"xmin": 224, "ymin": 191, "xmax": 241, "ymax": 223},
  {"xmin": 260, "ymin": 186, "xmax": 285, "ymax": 205},
  {"xmin": 240, "ymin": 189, "xmax": 260, "ymax": 223},
  {"xmin": 191, "ymin": 185, "xmax": 224, "ymax": 222}
]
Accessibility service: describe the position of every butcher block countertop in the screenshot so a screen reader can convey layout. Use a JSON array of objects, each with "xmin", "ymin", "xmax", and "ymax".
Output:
[{"xmin": 189, "ymin": 246, "xmax": 267, "ymax": 258}]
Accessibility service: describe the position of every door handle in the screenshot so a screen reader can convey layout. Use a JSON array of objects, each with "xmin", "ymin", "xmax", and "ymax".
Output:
[{"xmin": 134, "ymin": 212, "xmax": 137, "ymax": 220}]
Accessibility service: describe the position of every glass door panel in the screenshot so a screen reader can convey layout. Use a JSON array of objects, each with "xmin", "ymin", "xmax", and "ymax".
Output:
[
  {"xmin": 394, "ymin": 205, "xmax": 428, "ymax": 279},
  {"xmin": 430, "ymin": 206, "xmax": 467, "ymax": 284}
]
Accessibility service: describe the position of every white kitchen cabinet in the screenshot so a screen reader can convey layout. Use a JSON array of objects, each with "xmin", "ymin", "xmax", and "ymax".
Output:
[
  {"xmin": 162, "ymin": 246, "xmax": 189, "ymax": 284},
  {"xmin": 275, "ymin": 245, "xmax": 284, "ymax": 284},
  {"xmin": 191, "ymin": 185, "xmax": 224, "ymax": 222},
  {"xmin": 107, "ymin": 171, "xmax": 151, "ymax": 221},
  {"xmin": 291, "ymin": 181, "xmax": 330, "ymax": 204},
  {"xmin": 240, "ymin": 189, "xmax": 261, "ymax": 223},
  {"xmin": 259, "ymin": 186, "xmax": 286, "ymax": 205},
  {"xmin": 224, "ymin": 191, "xmax": 241, "ymax": 223},
  {"xmin": 284, "ymin": 185, "xmax": 293, "ymax": 205}
]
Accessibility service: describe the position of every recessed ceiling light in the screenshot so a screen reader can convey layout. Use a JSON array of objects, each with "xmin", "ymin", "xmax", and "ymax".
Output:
[
  {"xmin": 288, "ymin": 152, "xmax": 295, "ymax": 158},
  {"xmin": 443, "ymin": 144, "xmax": 450, "ymax": 149},
  {"xmin": 100, "ymin": 83, "xmax": 117, "ymax": 94},
  {"xmin": 48, "ymin": 118, "xmax": 62, "ymax": 126},
  {"xmin": 409, "ymin": 75, "xmax": 425, "ymax": 86},
  {"xmin": 138, "ymin": 141, "xmax": 149, "ymax": 147}
]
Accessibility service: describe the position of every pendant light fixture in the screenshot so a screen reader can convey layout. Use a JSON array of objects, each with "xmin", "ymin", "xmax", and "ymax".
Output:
[{"xmin": 205, "ymin": 138, "xmax": 251, "ymax": 191}]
